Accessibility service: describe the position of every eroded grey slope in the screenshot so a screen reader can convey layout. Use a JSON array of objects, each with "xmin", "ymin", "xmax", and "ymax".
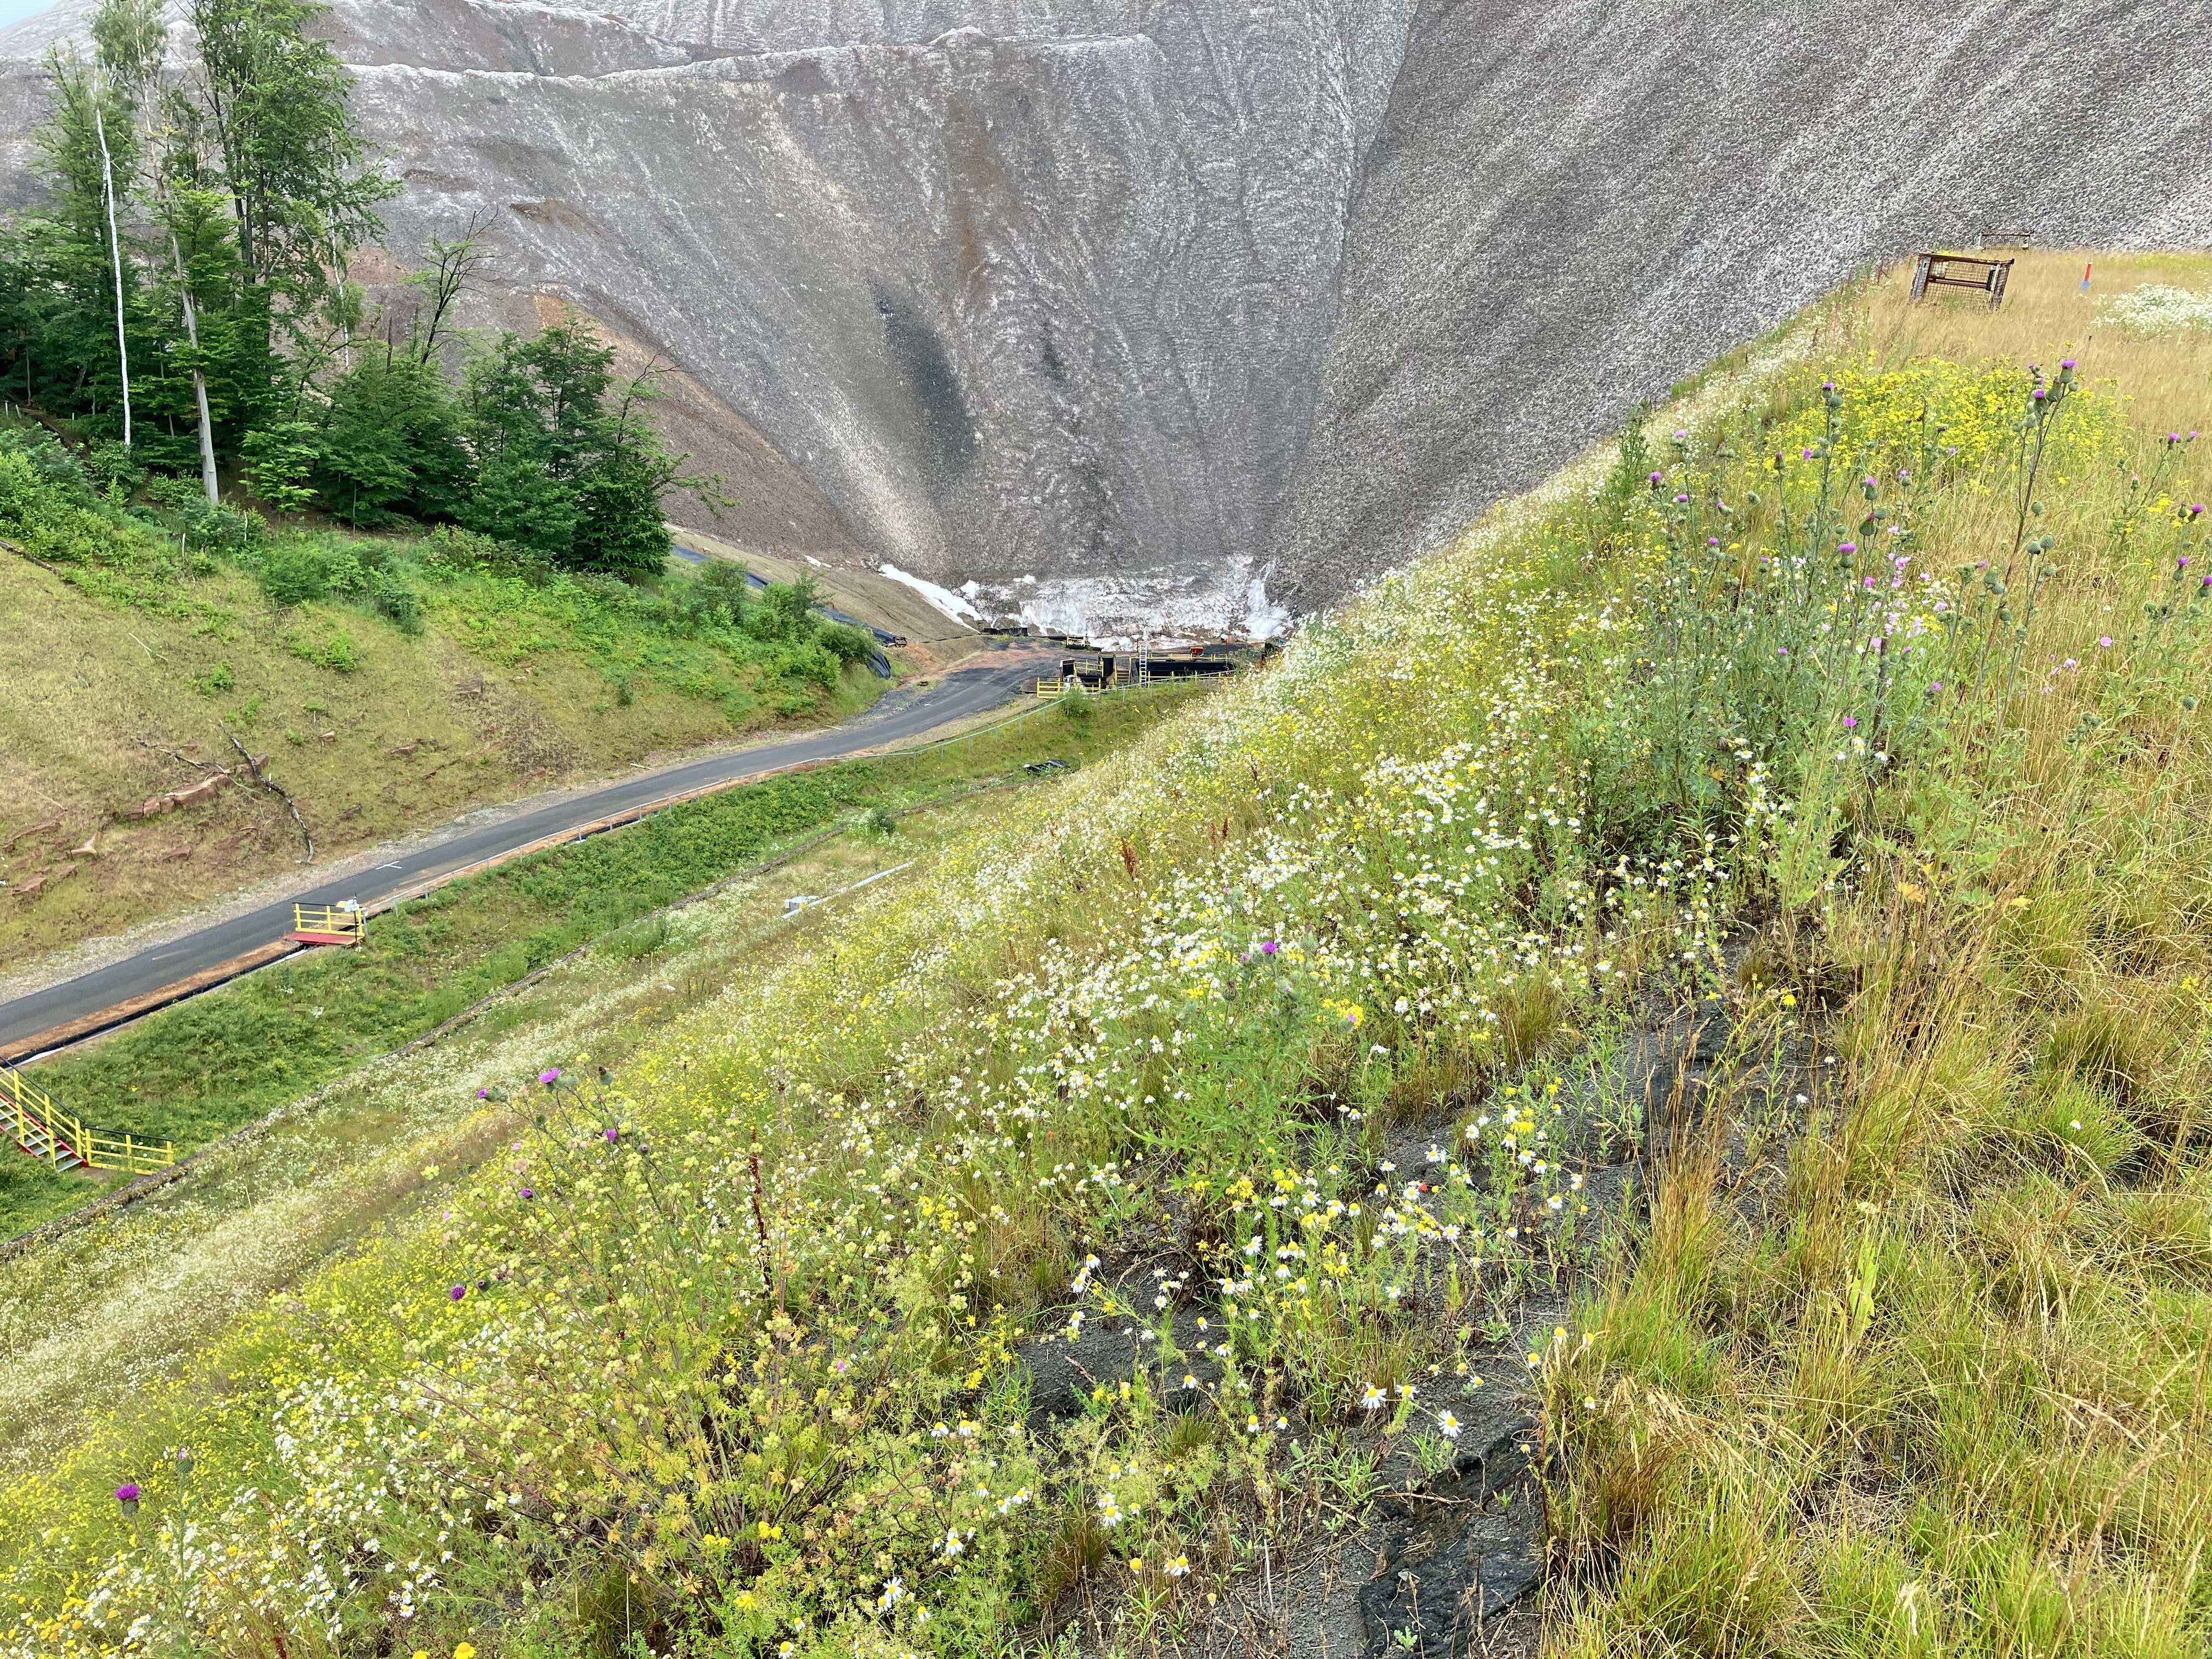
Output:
[
  {"xmin": 3, "ymin": 0, "xmax": 2207, "ymax": 634},
  {"xmin": 1269, "ymin": 0, "xmax": 2212, "ymax": 607}
]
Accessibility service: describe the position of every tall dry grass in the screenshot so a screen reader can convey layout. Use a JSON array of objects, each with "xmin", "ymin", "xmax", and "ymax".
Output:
[{"xmin": 1547, "ymin": 255, "xmax": 2212, "ymax": 1658}]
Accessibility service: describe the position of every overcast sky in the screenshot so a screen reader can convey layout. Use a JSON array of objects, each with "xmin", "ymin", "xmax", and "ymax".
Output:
[{"xmin": 0, "ymin": 0, "xmax": 58, "ymax": 29}]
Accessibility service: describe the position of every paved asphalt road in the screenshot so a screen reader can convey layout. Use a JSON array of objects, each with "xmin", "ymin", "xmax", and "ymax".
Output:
[{"xmin": 0, "ymin": 651, "xmax": 1048, "ymax": 1052}]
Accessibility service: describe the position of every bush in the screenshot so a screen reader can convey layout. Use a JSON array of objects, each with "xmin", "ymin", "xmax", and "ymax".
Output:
[
  {"xmin": 747, "ymin": 577, "xmax": 818, "ymax": 642},
  {"xmin": 819, "ymin": 621, "xmax": 873, "ymax": 664},
  {"xmin": 141, "ymin": 473, "xmax": 207, "ymax": 512},
  {"xmin": 0, "ymin": 436, "xmax": 183, "ymax": 585},
  {"xmin": 0, "ymin": 427, "xmax": 93, "ymax": 499},
  {"xmin": 177, "ymin": 496, "xmax": 266, "ymax": 560},
  {"xmin": 286, "ymin": 625, "xmax": 359, "ymax": 672},
  {"xmin": 419, "ymin": 523, "xmax": 552, "ymax": 584},
  {"xmin": 255, "ymin": 538, "xmax": 362, "ymax": 606},
  {"xmin": 86, "ymin": 439, "xmax": 145, "ymax": 496},
  {"xmin": 367, "ymin": 566, "xmax": 424, "ymax": 634}
]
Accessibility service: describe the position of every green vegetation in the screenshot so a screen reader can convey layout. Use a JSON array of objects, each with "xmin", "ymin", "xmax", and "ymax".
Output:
[
  {"xmin": 0, "ymin": 255, "xmax": 2204, "ymax": 1659},
  {"xmin": 2, "ymin": 0, "xmax": 390, "ymax": 486},
  {"xmin": 3, "ymin": 0, "xmax": 696, "ymax": 569},
  {"xmin": 1, "ymin": 688, "xmax": 1183, "ymax": 1237},
  {"xmin": 0, "ymin": 426, "xmax": 895, "ymax": 966}
]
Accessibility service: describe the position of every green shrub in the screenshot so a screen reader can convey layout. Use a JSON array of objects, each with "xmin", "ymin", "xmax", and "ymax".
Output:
[
  {"xmin": 366, "ymin": 566, "xmax": 424, "ymax": 634},
  {"xmin": 819, "ymin": 620, "xmax": 874, "ymax": 663},
  {"xmin": 419, "ymin": 522, "xmax": 551, "ymax": 584},
  {"xmin": 176, "ymin": 497, "xmax": 264, "ymax": 560},
  {"xmin": 85, "ymin": 439, "xmax": 145, "ymax": 496},
  {"xmin": 287, "ymin": 626, "xmax": 359, "ymax": 672}
]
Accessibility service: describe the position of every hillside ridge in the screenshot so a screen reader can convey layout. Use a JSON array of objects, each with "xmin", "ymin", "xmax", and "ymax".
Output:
[{"xmin": 4, "ymin": 3, "xmax": 2209, "ymax": 630}]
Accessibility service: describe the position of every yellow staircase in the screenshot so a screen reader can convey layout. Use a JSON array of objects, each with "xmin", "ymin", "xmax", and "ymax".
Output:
[
  {"xmin": 2, "ymin": 1059, "xmax": 177, "ymax": 1175},
  {"xmin": 288, "ymin": 902, "xmax": 365, "ymax": 946}
]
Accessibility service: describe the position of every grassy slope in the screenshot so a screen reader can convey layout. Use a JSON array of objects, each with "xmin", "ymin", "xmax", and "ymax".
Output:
[
  {"xmin": 1547, "ymin": 251, "xmax": 2212, "ymax": 1659},
  {"xmin": 0, "ymin": 541, "xmax": 900, "ymax": 973},
  {"xmin": 0, "ymin": 251, "xmax": 2205, "ymax": 1658},
  {"xmin": 1, "ymin": 689, "xmax": 1182, "ymax": 1237},
  {"xmin": 0, "ymin": 776, "xmax": 1084, "ymax": 1482}
]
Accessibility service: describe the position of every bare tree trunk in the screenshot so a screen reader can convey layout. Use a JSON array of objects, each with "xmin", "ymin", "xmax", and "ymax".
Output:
[
  {"xmin": 170, "ymin": 231, "xmax": 219, "ymax": 502},
  {"xmin": 91, "ymin": 72, "xmax": 132, "ymax": 448}
]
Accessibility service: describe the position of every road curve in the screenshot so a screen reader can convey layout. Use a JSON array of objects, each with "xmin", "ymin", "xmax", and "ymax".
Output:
[{"xmin": 0, "ymin": 650, "xmax": 1050, "ymax": 1053}]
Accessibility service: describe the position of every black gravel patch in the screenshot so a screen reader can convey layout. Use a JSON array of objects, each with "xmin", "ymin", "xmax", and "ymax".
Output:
[{"xmin": 1357, "ymin": 1421, "xmax": 1547, "ymax": 1657}]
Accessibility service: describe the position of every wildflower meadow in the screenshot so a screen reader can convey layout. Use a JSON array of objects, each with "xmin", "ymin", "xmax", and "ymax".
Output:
[{"xmin": 2, "ymin": 255, "xmax": 2207, "ymax": 1658}]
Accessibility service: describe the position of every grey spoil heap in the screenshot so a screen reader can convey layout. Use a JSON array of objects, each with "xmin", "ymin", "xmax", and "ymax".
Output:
[{"xmin": 3, "ymin": 0, "xmax": 2206, "ymax": 635}]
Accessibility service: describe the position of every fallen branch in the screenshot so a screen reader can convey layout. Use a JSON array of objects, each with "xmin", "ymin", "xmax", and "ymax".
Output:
[
  {"xmin": 0, "ymin": 533, "xmax": 67, "ymax": 579},
  {"xmin": 224, "ymin": 728, "xmax": 314, "ymax": 861},
  {"xmin": 4, "ymin": 816, "xmax": 63, "ymax": 850},
  {"xmin": 133, "ymin": 736, "xmax": 224, "ymax": 775}
]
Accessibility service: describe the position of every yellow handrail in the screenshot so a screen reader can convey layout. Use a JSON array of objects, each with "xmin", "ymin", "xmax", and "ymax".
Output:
[
  {"xmin": 1, "ymin": 1059, "xmax": 176, "ymax": 1174},
  {"xmin": 292, "ymin": 902, "xmax": 364, "ymax": 941}
]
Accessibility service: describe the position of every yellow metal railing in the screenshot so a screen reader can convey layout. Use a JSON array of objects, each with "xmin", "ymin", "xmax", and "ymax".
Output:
[
  {"xmin": 292, "ymin": 902, "xmax": 364, "ymax": 942},
  {"xmin": 1, "ymin": 1059, "xmax": 176, "ymax": 1174}
]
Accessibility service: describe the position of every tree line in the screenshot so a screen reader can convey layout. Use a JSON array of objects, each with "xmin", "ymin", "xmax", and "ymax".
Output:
[{"xmin": 0, "ymin": 0, "xmax": 696, "ymax": 575}]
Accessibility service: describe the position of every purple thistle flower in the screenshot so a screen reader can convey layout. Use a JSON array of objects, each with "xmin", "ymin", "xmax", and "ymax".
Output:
[
  {"xmin": 540, "ymin": 1069, "xmax": 561, "ymax": 1085},
  {"xmin": 2061, "ymin": 359, "xmax": 2076, "ymax": 370},
  {"xmin": 1259, "ymin": 940, "xmax": 1279, "ymax": 955},
  {"xmin": 115, "ymin": 1483, "xmax": 140, "ymax": 1504},
  {"xmin": 1839, "ymin": 541, "xmax": 1858, "ymax": 555},
  {"xmin": 520, "ymin": 1187, "xmax": 535, "ymax": 1201},
  {"xmin": 605, "ymin": 1126, "xmax": 620, "ymax": 1144},
  {"xmin": 2033, "ymin": 387, "xmax": 2047, "ymax": 400},
  {"xmin": 477, "ymin": 1088, "xmax": 489, "ymax": 1099},
  {"xmin": 450, "ymin": 1284, "xmax": 467, "ymax": 1301},
  {"xmin": 1843, "ymin": 716, "xmax": 1859, "ymax": 729}
]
